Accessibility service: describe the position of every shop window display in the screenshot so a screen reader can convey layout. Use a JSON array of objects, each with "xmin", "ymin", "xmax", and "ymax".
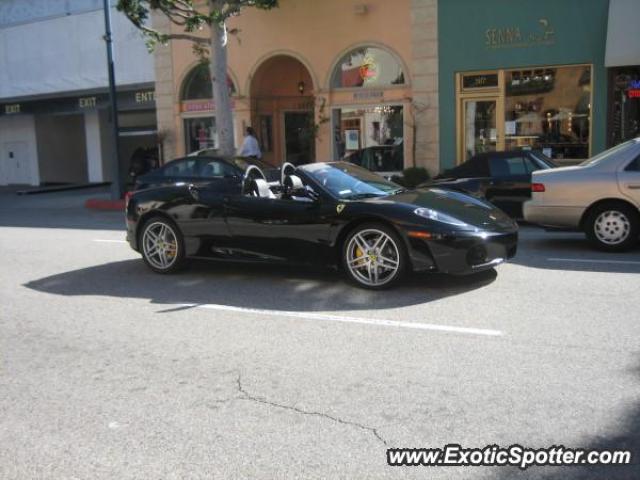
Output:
[
  {"xmin": 184, "ymin": 117, "xmax": 217, "ymax": 153},
  {"xmin": 504, "ymin": 65, "xmax": 591, "ymax": 160},
  {"xmin": 334, "ymin": 105, "xmax": 404, "ymax": 172}
]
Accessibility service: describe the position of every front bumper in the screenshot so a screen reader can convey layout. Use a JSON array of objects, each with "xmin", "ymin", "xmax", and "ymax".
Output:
[{"xmin": 406, "ymin": 230, "xmax": 518, "ymax": 275}]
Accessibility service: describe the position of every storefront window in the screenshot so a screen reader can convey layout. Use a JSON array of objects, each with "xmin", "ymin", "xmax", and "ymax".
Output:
[
  {"xmin": 330, "ymin": 47, "xmax": 405, "ymax": 89},
  {"xmin": 184, "ymin": 117, "xmax": 217, "ymax": 153},
  {"xmin": 333, "ymin": 105, "xmax": 404, "ymax": 172},
  {"xmin": 504, "ymin": 65, "xmax": 591, "ymax": 160},
  {"xmin": 609, "ymin": 67, "xmax": 640, "ymax": 146},
  {"xmin": 181, "ymin": 64, "xmax": 236, "ymax": 100}
]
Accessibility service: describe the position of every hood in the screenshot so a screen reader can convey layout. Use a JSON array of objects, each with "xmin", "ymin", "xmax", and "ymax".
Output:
[{"xmin": 368, "ymin": 187, "xmax": 516, "ymax": 231}]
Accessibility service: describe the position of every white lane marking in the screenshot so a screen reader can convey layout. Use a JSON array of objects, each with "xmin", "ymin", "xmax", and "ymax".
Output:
[
  {"xmin": 547, "ymin": 257, "xmax": 640, "ymax": 266},
  {"xmin": 180, "ymin": 303, "xmax": 503, "ymax": 337},
  {"xmin": 93, "ymin": 239, "xmax": 127, "ymax": 244}
]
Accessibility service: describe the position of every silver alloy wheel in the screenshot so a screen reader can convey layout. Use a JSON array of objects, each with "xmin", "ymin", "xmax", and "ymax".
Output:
[
  {"xmin": 142, "ymin": 221, "xmax": 179, "ymax": 270},
  {"xmin": 346, "ymin": 229, "xmax": 400, "ymax": 287},
  {"xmin": 594, "ymin": 210, "xmax": 631, "ymax": 245}
]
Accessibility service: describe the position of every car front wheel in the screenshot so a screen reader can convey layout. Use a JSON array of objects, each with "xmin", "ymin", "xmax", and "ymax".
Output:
[
  {"xmin": 140, "ymin": 217, "xmax": 185, "ymax": 273},
  {"xmin": 584, "ymin": 203, "xmax": 639, "ymax": 252},
  {"xmin": 342, "ymin": 224, "xmax": 407, "ymax": 289}
]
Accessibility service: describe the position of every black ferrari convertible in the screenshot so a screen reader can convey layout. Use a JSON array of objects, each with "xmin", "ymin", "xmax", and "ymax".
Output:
[{"xmin": 125, "ymin": 161, "xmax": 518, "ymax": 289}]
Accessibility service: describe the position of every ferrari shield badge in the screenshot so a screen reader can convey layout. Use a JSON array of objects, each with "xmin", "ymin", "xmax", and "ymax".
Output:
[{"xmin": 336, "ymin": 204, "xmax": 346, "ymax": 214}]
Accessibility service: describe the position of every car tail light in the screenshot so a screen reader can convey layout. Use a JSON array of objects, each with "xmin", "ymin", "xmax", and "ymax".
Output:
[
  {"xmin": 124, "ymin": 191, "xmax": 133, "ymax": 208},
  {"xmin": 531, "ymin": 183, "xmax": 546, "ymax": 192}
]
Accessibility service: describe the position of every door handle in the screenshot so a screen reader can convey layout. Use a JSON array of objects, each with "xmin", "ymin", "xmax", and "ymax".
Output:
[
  {"xmin": 188, "ymin": 184, "xmax": 199, "ymax": 201},
  {"xmin": 626, "ymin": 184, "xmax": 640, "ymax": 190}
]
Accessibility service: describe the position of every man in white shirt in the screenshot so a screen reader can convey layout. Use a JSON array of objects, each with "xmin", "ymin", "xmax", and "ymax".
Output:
[{"xmin": 239, "ymin": 127, "xmax": 262, "ymax": 159}]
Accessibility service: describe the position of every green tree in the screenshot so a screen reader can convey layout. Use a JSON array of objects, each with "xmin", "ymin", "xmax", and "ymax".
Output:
[{"xmin": 117, "ymin": 0, "xmax": 278, "ymax": 156}]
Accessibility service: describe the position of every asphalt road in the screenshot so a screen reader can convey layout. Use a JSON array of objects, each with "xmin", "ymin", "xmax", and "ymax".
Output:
[{"xmin": 1, "ymin": 189, "xmax": 639, "ymax": 479}]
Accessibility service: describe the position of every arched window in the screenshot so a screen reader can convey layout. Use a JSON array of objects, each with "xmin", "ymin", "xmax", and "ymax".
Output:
[
  {"xmin": 181, "ymin": 64, "xmax": 236, "ymax": 100},
  {"xmin": 330, "ymin": 46, "xmax": 405, "ymax": 89}
]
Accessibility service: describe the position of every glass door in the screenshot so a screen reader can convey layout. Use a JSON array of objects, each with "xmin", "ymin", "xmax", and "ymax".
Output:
[{"xmin": 462, "ymin": 98, "xmax": 499, "ymax": 161}]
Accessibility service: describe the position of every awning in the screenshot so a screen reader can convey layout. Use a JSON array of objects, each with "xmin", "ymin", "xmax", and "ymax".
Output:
[{"xmin": 606, "ymin": 0, "xmax": 640, "ymax": 67}]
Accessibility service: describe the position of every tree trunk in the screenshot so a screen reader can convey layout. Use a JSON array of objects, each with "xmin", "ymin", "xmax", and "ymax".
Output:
[{"xmin": 209, "ymin": 10, "xmax": 235, "ymax": 156}]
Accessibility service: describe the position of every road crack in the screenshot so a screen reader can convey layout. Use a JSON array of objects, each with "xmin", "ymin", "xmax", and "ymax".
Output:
[{"xmin": 235, "ymin": 373, "xmax": 388, "ymax": 446}]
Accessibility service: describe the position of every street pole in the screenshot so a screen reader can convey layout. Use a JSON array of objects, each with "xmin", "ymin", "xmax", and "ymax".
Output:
[{"xmin": 102, "ymin": 0, "xmax": 123, "ymax": 199}]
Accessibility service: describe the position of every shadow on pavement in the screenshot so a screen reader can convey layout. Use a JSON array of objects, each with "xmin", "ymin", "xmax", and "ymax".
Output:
[
  {"xmin": 491, "ymin": 358, "xmax": 640, "ymax": 479},
  {"xmin": 24, "ymin": 258, "xmax": 497, "ymax": 312},
  {"xmin": 511, "ymin": 226, "xmax": 640, "ymax": 274}
]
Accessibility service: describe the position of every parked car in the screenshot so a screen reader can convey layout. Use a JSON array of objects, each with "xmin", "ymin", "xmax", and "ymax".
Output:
[
  {"xmin": 524, "ymin": 138, "xmax": 640, "ymax": 251},
  {"xmin": 421, "ymin": 151, "xmax": 556, "ymax": 218},
  {"xmin": 128, "ymin": 147, "xmax": 159, "ymax": 181},
  {"xmin": 126, "ymin": 162, "xmax": 518, "ymax": 289},
  {"xmin": 345, "ymin": 144, "xmax": 403, "ymax": 179},
  {"xmin": 133, "ymin": 155, "xmax": 281, "ymax": 191}
]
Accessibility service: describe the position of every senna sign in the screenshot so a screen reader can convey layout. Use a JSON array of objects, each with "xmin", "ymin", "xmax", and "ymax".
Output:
[{"xmin": 485, "ymin": 18, "xmax": 555, "ymax": 49}]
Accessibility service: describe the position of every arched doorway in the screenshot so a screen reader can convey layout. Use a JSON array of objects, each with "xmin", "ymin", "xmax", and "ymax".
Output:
[{"xmin": 250, "ymin": 55, "xmax": 315, "ymax": 166}]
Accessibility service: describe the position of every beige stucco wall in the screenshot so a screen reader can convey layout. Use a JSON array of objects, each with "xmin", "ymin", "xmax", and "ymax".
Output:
[{"xmin": 154, "ymin": 0, "xmax": 439, "ymax": 171}]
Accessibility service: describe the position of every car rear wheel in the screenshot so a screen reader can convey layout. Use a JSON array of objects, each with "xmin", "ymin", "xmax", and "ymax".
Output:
[
  {"xmin": 342, "ymin": 224, "xmax": 407, "ymax": 289},
  {"xmin": 584, "ymin": 203, "xmax": 639, "ymax": 252},
  {"xmin": 140, "ymin": 217, "xmax": 185, "ymax": 273}
]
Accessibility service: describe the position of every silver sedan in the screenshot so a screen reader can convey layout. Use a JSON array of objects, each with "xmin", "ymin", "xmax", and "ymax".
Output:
[{"xmin": 524, "ymin": 138, "xmax": 640, "ymax": 251}]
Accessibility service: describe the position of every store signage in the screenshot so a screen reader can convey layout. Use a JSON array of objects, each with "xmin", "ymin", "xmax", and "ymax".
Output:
[
  {"xmin": 79, "ymin": 96, "xmax": 97, "ymax": 109},
  {"xmin": 0, "ymin": 88, "xmax": 155, "ymax": 117},
  {"xmin": 462, "ymin": 74, "xmax": 499, "ymax": 90},
  {"xmin": 628, "ymin": 89, "xmax": 640, "ymax": 99},
  {"xmin": 486, "ymin": 18, "xmax": 555, "ymax": 49},
  {"xmin": 135, "ymin": 91, "xmax": 155, "ymax": 103},
  {"xmin": 4, "ymin": 104, "xmax": 20, "ymax": 114},
  {"xmin": 181, "ymin": 99, "xmax": 236, "ymax": 113},
  {"xmin": 353, "ymin": 90, "xmax": 384, "ymax": 101},
  {"xmin": 182, "ymin": 101, "xmax": 214, "ymax": 112}
]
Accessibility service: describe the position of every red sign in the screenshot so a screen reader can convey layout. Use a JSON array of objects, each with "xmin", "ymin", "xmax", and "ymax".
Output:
[
  {"xmin": 181, "ymin": 99, "xmax": 236, "ymax": 112},
  {"xmin": 181, "ymin": 101, "xmax": 215, "ymax": 112},
  {"xmin": 628, "ymin": 89, "xmax": 640, "ymax": 99}
]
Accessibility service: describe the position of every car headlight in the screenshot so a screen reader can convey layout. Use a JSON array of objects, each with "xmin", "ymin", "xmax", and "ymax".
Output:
[{"xmin": 414, "ymin": 207, "xmax": 468, "ymax": 227}]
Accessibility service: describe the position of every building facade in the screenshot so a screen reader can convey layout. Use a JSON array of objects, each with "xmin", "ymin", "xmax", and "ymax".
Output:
[
  {"xmin": 156, "ymin": 0, "xmax": 440, "ymax": 173},
  {"xmin": 0, "ymin": 0, "xmax": 156, "ymax": 186},
  {"xmin": 438, "ymin": 0, "xmax": 610, "ymax": 169},
  {"xmin": 3, "ymin": 0, "xmax": 637, "ymax": 186}
]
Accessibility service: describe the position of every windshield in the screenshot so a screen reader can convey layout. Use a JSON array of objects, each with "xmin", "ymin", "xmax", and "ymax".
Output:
[
  {"xmin": 301, "ymin": 162, "xmax": 401, "ymax": 200},
  {"xmin": 580, "ymin": 139, "xmax": 639, "ymax": 167}
]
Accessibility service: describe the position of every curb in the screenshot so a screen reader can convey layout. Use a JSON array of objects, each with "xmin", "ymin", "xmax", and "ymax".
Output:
[
  {"xmin": 85, "ymin": 198, "xmax": 125, "ymax": 211},
  {"xmin": 17, "ymin": 182, "xmax": 111, "ymax": 195}
]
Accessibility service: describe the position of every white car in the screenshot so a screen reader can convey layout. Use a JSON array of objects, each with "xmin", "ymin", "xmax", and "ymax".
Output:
[{"xmin": 524, "ymin": 138, "xmax": 640, "ymax": 251}]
